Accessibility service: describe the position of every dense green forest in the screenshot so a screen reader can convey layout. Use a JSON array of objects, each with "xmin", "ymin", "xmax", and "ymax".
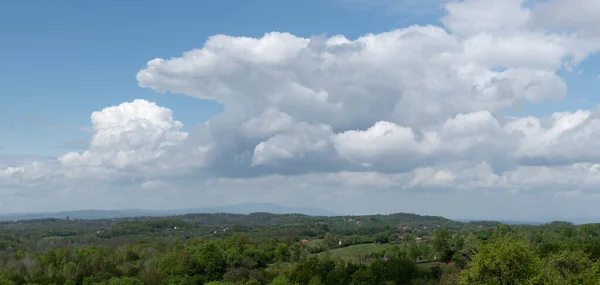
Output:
[{"xmin": 1, "ymin": 212, "xmax": 599, "ymax": 284}]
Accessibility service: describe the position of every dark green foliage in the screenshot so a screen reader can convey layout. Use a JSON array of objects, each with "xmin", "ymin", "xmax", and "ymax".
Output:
[
  {"xmin": 1, "ymin": 213, "xmax": 600, "ymax": 284},
  {"xmin": 451, "ymin": 252, "xmax": 467, "ymax": 269},
  {"xmin": 107, "ymin": 277, "xmax": 144, "ymax": 285}
]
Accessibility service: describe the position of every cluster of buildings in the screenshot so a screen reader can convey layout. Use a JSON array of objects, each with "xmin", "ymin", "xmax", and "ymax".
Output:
[
  {"xmin": 396, "ymin": 235, "xmax": 424, "ymax": 243},
  {"xmin": 342, "ymin": 218, "xmax": 361, "ymax": 224},
  {"xmin": 213, "ymin": 227, "xmax": 229, "ymax": 234}
]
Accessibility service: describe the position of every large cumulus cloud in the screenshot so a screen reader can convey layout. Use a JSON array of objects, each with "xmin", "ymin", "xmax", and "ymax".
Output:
[
  {"xmin": 3, "ymin": 0, "xmax": 600, "ymax": 219},
  {"xmin": 57, "ymin": 99, "xmax": 210, "ymax": 181},
  {"xmin": 135, "ymin": 0, "xmax": 600, "ymax": 178}
]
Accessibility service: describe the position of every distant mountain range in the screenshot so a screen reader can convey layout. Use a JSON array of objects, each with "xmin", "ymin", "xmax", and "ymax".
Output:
[
  {"xmin": 453, "ymin": 218, "xmax": 543, "ymax": 225},
  {"xmin": 0, "ymin": 203, "xmax": 339, "ymax": 221},
  {"xmin": 2, "ymin": 204, "xmax": 594, "ymax": 224},
  {"xmin": 453, "ymin": 218, "xmax": 600, "ymax": 225}
]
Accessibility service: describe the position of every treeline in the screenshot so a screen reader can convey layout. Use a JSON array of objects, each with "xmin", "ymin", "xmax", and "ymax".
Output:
[
  {"xmin": 0, "ymin": 212, "xmax": 467, "ymax": 241},
  {"xmin": 0, "ymin": 233, "xmax": 445, "ymax": 285},
  {"xmin": 3, "ymin": 229, "xmax": 600, "ymax": 284},
  {"xmin": 3, "ymin": 213, "xmax": 600, "ymax": 284}
]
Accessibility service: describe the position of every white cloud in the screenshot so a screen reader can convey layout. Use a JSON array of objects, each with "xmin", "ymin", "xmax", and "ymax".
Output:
[
  {"xmin": 4, "ymin": 0, "xmax": 600, "ymax": 220},
  {"xmin": 241, "ymin": 108, "xmax": 296, "ymax": 139},
  {"xmin": 60, "ymin": 99, "xmax": 188, "ymax": 168},
  {"xmin": 507, "ymin": 110, "xmax": 600, "ymax": 163},
  {"xmin": 531, "ymin": 0, "xmax": 600, "ymax": 35},
  {"xmin": 137, "ymin": 26, "xmax": 570, "ymax": 131},
  {"xmin": 0, "ymin": 162, "xmax": 51, "ymax": 187},
  {"xmin": 135, "ymin": 16, "xmax": 590, "ymax": 176},
  {"xmin": 251, "ymin": 123, "xmax": 334, "ymax": 167},
  {"xmin": 331, "ymin": 121, "xmax": 438, "ymax": 168},
  {"xmin": 442, "ymin": 0, "xmax": 530, "ymax": 37}
]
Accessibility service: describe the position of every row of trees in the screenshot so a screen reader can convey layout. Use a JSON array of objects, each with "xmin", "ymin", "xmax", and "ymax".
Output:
[
  {"xmin": 3, "ymin": 213, "xmax": 600, "ymax": 284},
  {"xmin": 5, "ymin": 235, "xmax": 596, "ymax": 284},
  {"xmin": 0, "ymin": 232, "xmax": 448, "ymax": 285},
  {"xmin": 460, "ymin": 236, "xmax": 600, "ymax": 284}
]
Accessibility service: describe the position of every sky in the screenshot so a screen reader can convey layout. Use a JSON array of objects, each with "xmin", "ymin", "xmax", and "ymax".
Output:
[{"xmin": 2, "ymin": 0, "xmax": 600, "ymax": 222}]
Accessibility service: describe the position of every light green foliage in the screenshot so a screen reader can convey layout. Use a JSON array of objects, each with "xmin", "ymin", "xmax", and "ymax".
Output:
[
  {"xmin": 459, "ymin": 236, "xmax": 542, "ymax": 285},
  {"xmin": 224, "ymin": 247, "xmax": 243, "ymax": 269},
  {"xmin": 197, "ymin": 241, "xmax": 227, "ymax": 281},
  {"xmin": 544, "ymin": 249, "xmax": 596, "ymax": 285},
  {"xmin": 462, "ymin": 232, "xmax": 479, "ymax": 256},
  {"xmin": 577, "ymin": 224, "xmax": 600, "ymax": 239},
  {"xmin": 316, "ymin": 243, "xmax": 395, "ymax": 262},
  {"xmin": 494, "ymin": 224, "xmax": 514, "ymax": 237}
]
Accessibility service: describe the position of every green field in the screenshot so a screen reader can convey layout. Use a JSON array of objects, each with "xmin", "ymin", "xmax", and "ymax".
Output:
[
  {"xmin": 315, "ymin": 243, "xmax": 395, "ymax": 261},
  {"xmin": 313, "ymin": 243, "xmax": 454, "ymax": 272},
  {"xmin": 41, "ymin": 236, "xmax": 68, "ymax": 240}
]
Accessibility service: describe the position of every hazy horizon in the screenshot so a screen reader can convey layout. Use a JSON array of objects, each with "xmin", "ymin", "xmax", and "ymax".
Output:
[
  {"xmin": 3, "ymin": 0, "xmax": 600, "ymax": 221},
  {"xmin": 1, "ymin": 202, "xmax": 597, "ymax": 225}
]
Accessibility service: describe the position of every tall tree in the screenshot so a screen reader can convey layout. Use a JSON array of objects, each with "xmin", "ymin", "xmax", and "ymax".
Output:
[
  {"xmin": 544, "ymin": 250, "xmax": 596, "ymax": 285},
  {"xmin": 459, "ymin": 236, "xmax": 542, "ymax": 285},
  {"xmin": 433, "ymin": 229, "xmax": 453, "ymax": 260}
]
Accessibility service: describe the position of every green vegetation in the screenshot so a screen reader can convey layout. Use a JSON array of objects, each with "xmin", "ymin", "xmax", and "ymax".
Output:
[
  {"xmin": 315, "ymin": 243, "xmax": 395, "ymax": 261},
  {"xmin": 0, "ymin": 213, "xmax": 600, "ymax": 284}
]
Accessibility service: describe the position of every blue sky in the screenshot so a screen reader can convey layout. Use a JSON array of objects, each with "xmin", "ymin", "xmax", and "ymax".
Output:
[
  {"xmin": 2, "ymin": 0, "xmax": 598, "ymax": 157},
  {"xmin": 2, "ymin": 0, "xmax": 600, "ymax": 220},
  {"xmin": 2, "ymin": 0, "xmax": 599, "ymax": 158},
  {"xmin": 0, "ymin": 0, "xmax": 437, "ymax": 156}
]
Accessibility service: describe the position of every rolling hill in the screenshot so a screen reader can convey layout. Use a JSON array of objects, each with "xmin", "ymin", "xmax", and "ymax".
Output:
[{"xmin": 0, "ymin": 203, "xmax": 338, "ymax": 221}]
